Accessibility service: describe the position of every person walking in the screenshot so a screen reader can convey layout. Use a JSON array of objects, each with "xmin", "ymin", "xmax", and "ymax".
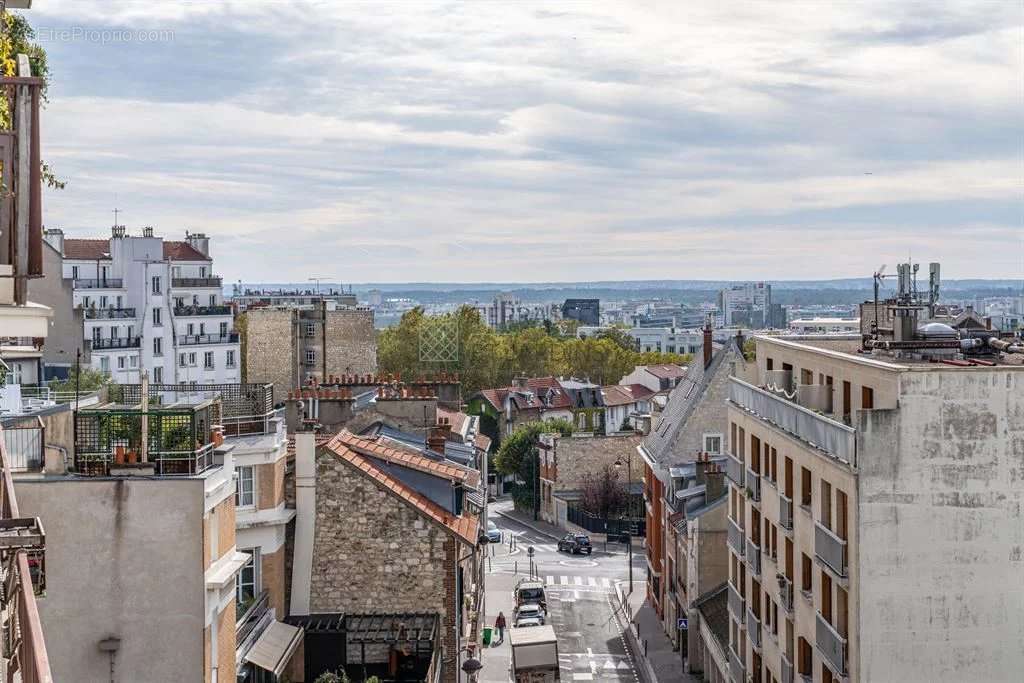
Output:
[{"xmin": 495, "ymin": 612, "xmax": 507, "ymax": 645}]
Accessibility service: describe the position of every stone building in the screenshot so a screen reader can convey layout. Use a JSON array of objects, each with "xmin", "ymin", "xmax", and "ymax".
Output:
[
  {"xmin": 289, "ymin": 430, "xmax": 484, "ymax": 683},
  {"xmin": 241, "ymin": 305, "xmax": 376, "ymax": 405}
]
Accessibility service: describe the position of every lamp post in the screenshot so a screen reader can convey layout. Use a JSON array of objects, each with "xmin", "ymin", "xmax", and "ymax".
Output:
[{"xmin": 614, "ymin": 452, "xmax": 634, "ymax": 594}]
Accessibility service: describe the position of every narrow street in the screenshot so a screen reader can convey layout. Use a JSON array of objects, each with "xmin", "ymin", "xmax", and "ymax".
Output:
[{"xmin": 480, "ymin": 505, "xmax": 648, "ymax": 683}]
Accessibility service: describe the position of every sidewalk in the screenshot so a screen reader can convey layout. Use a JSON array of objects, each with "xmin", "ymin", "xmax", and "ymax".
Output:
[
  {"xmin": 491, "ymin": 499, "xmax": 644, "ymax": 552},
  {"xmin": 619, "ymin": 588, "xmax": 701, "ymax": 683}
]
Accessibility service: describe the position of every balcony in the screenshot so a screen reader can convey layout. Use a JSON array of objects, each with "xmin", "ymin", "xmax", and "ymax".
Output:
[
  {"xmin": 84, "ymin": 307, "xmax": 136, "ymax": 320},
  {"xmin": 780, "ymin": 492, "xmax": 794, "ymax": 530},
  {"xmin": 726, "ymin": 451, "xmax": 745, "ymax": 487},
  {"xmin": 746, "ymin": 468, "xmax": 761, "ymax": 502},
  {"xmin": 172, "ymin": 277, "xmax": 222, "ymax": 289},
  {"xmin": 236, "ymin": 590, "xmax": 270, "ymax": 646},
  {"xmin": 89, "ymin": 336, "xmax": 141, "ymax": 350},
  {"xmin": 74, "ymin": 278, "xmax": 124, "ymax": 289},
  {"xmin": 1, "ymin": 417, "xmax": 43, "ymax": 471},
  {"xmin": 781, "ymin": 653, "xmax": 794, "ymax": 683},
  {"xmin": 176, "ymin": 332, "xmax": 239, "ymax": 346},
  {"xmin": 729, "ymin": 377, "xmax": 857, "ymax": 466},
  {"xmin": 815, "ymin": 521, "xmax": 848, "ymax": 578},
  {"xmin": 173, "ymin": 304, "xmax": 232, "ymax": 316},
  {"xmin": 728, "ymin": 581, "xmax": 745, "ymax": 618},
  {"xmin": 816, "ymin": 613, "xmax": 848, "ymax": 676},
  {"xmin": 746, "ymin": 538, "xmax": 762, "ymax": 577},
  {"xmin": 746, "ymin": 608, "xmax": 762, "ymax": 650},
  {"xmin": 779, "ymin": 575, "xmax": 795, "ymax": 613},
  {"xmin": 728, "ymin": 645, "xmax": 745, "ymax": 683},
  {"xmin": 728, "ymin": 517, "xmax": 745, "ymax": 555}
]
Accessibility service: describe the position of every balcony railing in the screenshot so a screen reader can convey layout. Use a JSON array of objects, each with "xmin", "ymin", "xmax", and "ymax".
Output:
[
  {"xmin": 89, "ymin": 336, "xmax": 141, "ymax": 350},
  {"xmin": 176, "ymin": 332, "xmax": 239, "ymax": 346},
  {"xmin": 236, "ymin": 590, "xmax": 270, "ymax": 646},
  {"xmin": 779, "ymin": 575, "xmax": 794, "ymax": 613},
  {"xmin": 746, "ymin": 608, "xmax": 761, "ymax": 650},
  {"xmin": 74, "ymin": 278, "xmax": 123, "ymax": 289},
  {"xmin": 781, "ymin": 653, "xmax": 794, "ymax": 683},
  {"xmin": 728, "ymin": 645, "xmax": 745, "ymax": 683},
  {"xmin": 816, "ymin": 613, "xmax": 848, "ymax": 676},
  {"xmin": 728, "ymin": 581, "xmax": 745, "ymax": 618},
  {"xmin": 173, "ymin": 305, "xmax": 232, "ymax": 316},
  {"xmin": 746, "ymin": 467, "xmax": 761, "ymax": 501},
  {"xmin": 746, "ymin": 538, "xmax": 762, "ymax": 576},
  {"xmin": 726, "ymin": 451, "xmax": 745, "ymax": 487},
  {"xmin": 729, "ymin": 377, "xmax": 857, "ymax": 466},
  {"xmin": 780, "ymin": 492, "xmax": 794, "ymax": 530},
  {"xmin": 84, "ymin": 307, "xmax": 136, "ymax": 320},
  {"xmin": 172, "ymin": 277, "xmax": 222, "ymax": 288},
  {"xmin": 1, "ymin": 417, "xmax": 43, "ymax": 471},
  {"xmin": 815, "ymin": 521, "xmax": 848, "ymax": 577},
  {"xmin": 728, "ymin": 517, "xmax": 745, "ymax": 555}
]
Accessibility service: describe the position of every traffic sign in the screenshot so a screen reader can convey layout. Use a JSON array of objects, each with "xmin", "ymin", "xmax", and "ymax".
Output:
[{"xmin": 677, "ymin": 618, "xmax": 688, "ymax": 630}]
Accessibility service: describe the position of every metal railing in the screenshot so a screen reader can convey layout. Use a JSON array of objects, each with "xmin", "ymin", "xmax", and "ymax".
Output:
[
  {"xmin": 746, "ymin": 467, "xmax": 761, "ymax": 502},
  {"xmin": 236, "ymin": 590, "xmax": 270, "ymax": 646},
  {"xmin": 728, "ymin": 644, "xmax": 745, "ymax": 683},
  {"xmin": 220, "ymin": 408, "xmax": 285, "ymax": 439},
  {"xmin": 176, "ymin": 333, "xmax": 239, "ymax": 346},
  {"xmin": 0, "ymin": 426, "xmax": 53, "ymax": 682},
  {"xmin": 816, "ymin": 612, "xmax": 848, "ymax": 676},
  {"xmin": 75, "ymin": 442, "xmax": 217, "ymax": 477},
  {"xmin": 746, "ymin": 538, "xmax": 761, "ymax": 576},
  {"xmin": 0, "ymin": 417, "xmax": 43, "ymax": 470},
  {"xmin": 728, "ymin": 581, "xmax": 745, "ymax": 619},
  {"xmin": 172, "ymin": 277, "xmax": 222, "ymax": 288},
  {"xmin": 746, "ymin": 608, "xmax": 761, "ymax": 649},
  {"xmin": 89, "ymin": 337, "xmax": 140, "ymax": 350},
  {"xmin": 73, "ymin": 278, "xmax": 123, "ymax": 289},
  {"xmin": 780, "ymin": 492, "xmax": 794, "ymax": 530},
  {"xmin": 726, "ymin": 451, "xmax": 744, "ymax": 487},
  {"xmin": 815, "ymin": 521, "xmax": 848, "ymax": 577},
  {"xmin": 779, "ymin": 575, "xmax": 794, "ymax": 613},
  {"xmin": 729, "ymin": 377, "xmax": 857, "ymax": 466},
  {"xmin": 173, "ymin": 305, "xmax": 232, "ymax": 316},
  {"xmin": 83, "ymin": 307, "xmax": 136, "ymax": 320},
  {"xmin": 727, "ymin": 517, "xmax": 745, "ymax": 555}
]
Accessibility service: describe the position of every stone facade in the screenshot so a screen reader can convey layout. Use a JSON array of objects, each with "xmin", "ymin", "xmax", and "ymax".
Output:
[
  {"xmin": 241, "ymin": 309, "xmax": 295, "ymax": 405},
  {"xmin": 323, "ymin": 309, "xmax": 377, "ymax": 380}
]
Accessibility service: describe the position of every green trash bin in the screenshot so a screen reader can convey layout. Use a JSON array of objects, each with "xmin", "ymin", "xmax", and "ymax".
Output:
[{"xmin": 483, "ymin": 627, "xmax": 492, "ymax": 646}]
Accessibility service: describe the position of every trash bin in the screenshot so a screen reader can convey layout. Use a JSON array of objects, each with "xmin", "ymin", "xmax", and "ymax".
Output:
[{"xmin": 482, "ymin": 627, "xmax": 492, "ymax": 646}]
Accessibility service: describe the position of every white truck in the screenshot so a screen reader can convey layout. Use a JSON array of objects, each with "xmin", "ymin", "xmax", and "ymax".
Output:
[{"xmin": 509, "ymin": 624, "xmax": 560, "ymax": 683}]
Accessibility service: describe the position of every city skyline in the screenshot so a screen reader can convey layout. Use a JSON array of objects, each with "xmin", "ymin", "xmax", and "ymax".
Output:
[{"xmin": 32, "ymin": 1, "xmax": 1024, "ymax": 282}]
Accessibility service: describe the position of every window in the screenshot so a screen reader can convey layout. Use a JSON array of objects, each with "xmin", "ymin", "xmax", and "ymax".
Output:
[
  {"xmin": 200, "ymin": 266, "xmax": 207, "ymax": 278},
  {"xmin": 179, "ymin": 353, "xmax": 187, "ymax": 367},
  {"xmin": 204, "ymin": 351, "xmax": 214, "ymax": 369},
  {"xmin": 189, "ymin": 352, "xmax": 197, "ymax": 366},
  {"xmin": 192, "ymin": 295, "xmax": 199, "ymax": 305},
  {"xmin": 236, "ymin": 548, "xmax": 259, "ymax": 611},
  {"xmin": 117, "ymin": 356, "xmax": 125, "ymax": 370},
  {"xmin": 219, "ymin": 321, "xmax": 228, "ymax": 336},
  {"xmin": 129, "ymin": 356, "xmax": 137, "ymax": 368},
  {"xmin": 305, "ymin": 322, "xmax": 316, "ymax": 337},
  {"xmin": 226, "ymin": 350, "xmax": 236, "ymax": 367},
  {"xmin": 861, "ymin": 385, "xmax": 874, "ymax": 410},
  {"xmin": 100, "ymin": 356, "xmax": 110, "ymax": 372},
  {"xmin": 71, "ymin": 265, "xmax": 79, "ymax": 280},
  {"xmin": 801, "ymin": 553, "xmax": 812, "ymax": 592},
  {"xmin": 92, "ymin": 327, "xmax": 101, "ymax": 342},
  {"xmin": 100, "ymin": 295, "xmax": 108, "ymax": 308},
  {"xmin": 83, "ymin": 296, "xmax": 91, "ymax": 308},
  {"xmin": 305, "ymin": 349, "xmax": 316, "ymax": 365},
  {"xmin": 153, "ymin": 337, "xmax": 162, "ymax": 356},
  {"xmin": 820, "ymin": 479, "xmax": 832, "ymax": 529},
  {"xmin": 199, "ymin": 323, "xmax": 206, "ymax": 335},
  {"xmin": 116, "ymin": 296, "xmax": 122, "ymax": 308},
  {"xmin": 703, "ymin": 433, "xmax": 723, "ymax": 455},
  {"xmin": 236, "ymin": 466, "xmax": 255, "ymax": 507},
  {"xmin": 800, "ymin": 467, "xmax": 812, "ymax": 507},
  {"xmin": 152, "ymin": 366, "xmax": 163, "ymax": 383},
  {"xmin": 110, "ymin": 326, "xmax": 119, "ymax": 339},
  {"xmin": 152, "ymin": 308, "xmax": 162, "ymax": 326},
  {"xmin": 209, "ymin": 294, "xmax": 216, "ymax": 306},
  {"xmin": 151, "ymin": 275, "xmax": 161, "ymax": 295}
]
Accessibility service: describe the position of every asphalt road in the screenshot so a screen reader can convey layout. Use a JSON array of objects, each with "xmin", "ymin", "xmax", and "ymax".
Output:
[{"xmin": 479, "ymin": 509, "xmax": 648, "ymax": 683}]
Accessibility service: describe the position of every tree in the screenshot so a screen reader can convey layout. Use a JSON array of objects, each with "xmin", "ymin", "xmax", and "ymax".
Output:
[
  {"xmin": 493, "ymin": 419, "xmax": 573, "ymax": 512},
  {"xmin": 580, "ymin": 464, "xmax": 628, "ymax": 521},
  {"xmin": 47, "ymin": 365, "xmax": 111, "ymax": 394},
  {"xmin": 595, "ymin": 327, "xmax": 637, "ymax": 353}
]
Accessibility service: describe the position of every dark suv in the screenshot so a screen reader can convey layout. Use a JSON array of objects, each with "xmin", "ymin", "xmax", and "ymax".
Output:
[{"xmin": 557, "ymin": 533, "xmax": 593, "ymax": 555}]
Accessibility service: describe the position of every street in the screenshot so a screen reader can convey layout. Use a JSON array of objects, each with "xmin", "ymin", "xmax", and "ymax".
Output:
[{"xmin": 479, "ymin": 504, "xmax": 648, "ymax": 683}]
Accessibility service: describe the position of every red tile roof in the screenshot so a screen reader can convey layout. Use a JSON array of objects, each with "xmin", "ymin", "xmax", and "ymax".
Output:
[
  {"xmin": 602, "ymin": 383, "xmax": 656, "ymax": 406},
  {"xmin": 330, "ymin": 430, "xmax": 481, "ymax": 489},
  {"xmin": 645, "ymin": 364, "xmax": 687, "ymax": 380},
  {"xmin": 473, "ymin": 433, "xmax": 492, "ymax": 453},
  {"xmin": 437, "ymin": 407, "xmax": 469, "ymax": 434},
  {"xmin": 163, "ymin": 241, "xmax": 209, "ymax": 261},
  {"xmin": 323, "ymin": 437, "xmax": 480, "ymax": 546},
  {"xmin": 63, "ymin": 238, "xmax": 111, "ymax": 260},
  {"xmin": 475, "ymin": 377, "xmax": 572, "ymax": 412}
]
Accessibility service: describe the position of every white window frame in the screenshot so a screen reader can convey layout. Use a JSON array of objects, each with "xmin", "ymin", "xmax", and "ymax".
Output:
[
  {"xmin": 153, "ymin": 337, "xmax": 162, "ymax": 356},
  {"xmin": 179, "ymin": 353, "xmax": 188, "ymax": 368},
  {"xmin": 152, "ymin": 366, "xmax": 163, "ymax": 383},
  {"xmin": 236, "ymin": 548, "xmax": 260, "ymax": 610},
  {"xmin": 204, "ymin": 351, "xmax": 215, "ymax": 370},
  {"xmin": 99, "ymin": 356, "xmax": 110, "ymax": 372},
  {"xmin": 226, "ymin": 350, "xmax": 236, "ymax": 368},
  {"xmin": 153, "ymin": 308, "xmax": 162, "ymax": 326},
  {"xmin": 151, "ymin": 275, "xmax": 161, "ymax": 295},
  {"xmin": 236, "ymin": 465, "xmax": 255, "ymax": 508},
  {"xmin": 305, "ymin": 349, "xmax": 316, "ymax": 365},
  {"xmin": 703, "ymin": 433, "xmax": 724, "ymax": 455}
]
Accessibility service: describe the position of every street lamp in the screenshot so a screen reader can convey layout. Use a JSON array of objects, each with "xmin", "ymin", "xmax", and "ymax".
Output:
[{"xmin": 614, "ymin": 453, "xmax": 634, "ymax": 594}]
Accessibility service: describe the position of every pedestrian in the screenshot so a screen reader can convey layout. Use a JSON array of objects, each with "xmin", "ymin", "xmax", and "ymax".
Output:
[{"xmin": 495, "ymin": 611, "xmax": 507, "ymax": 644}]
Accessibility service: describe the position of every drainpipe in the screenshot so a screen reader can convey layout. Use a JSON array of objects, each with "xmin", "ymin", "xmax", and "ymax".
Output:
[{"xmin": 140, "ymin": 371, "xmax": 149, "ymax": 463}]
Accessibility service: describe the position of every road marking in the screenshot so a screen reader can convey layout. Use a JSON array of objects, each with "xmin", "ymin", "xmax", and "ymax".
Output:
[
  {"xmin": 618, "ymin": 661, "xmax": 631, "ymax": 670},
  {"xmin": 546, "ymin": 575, "xmax": 555, "ymax": 584},
  {"xmin": 603, "ymin": 660, "xmax": 616, "ymax": 670},
  {"xmin": 573, "ymin": 675, "xmax": 593, "ymax": 681},
  {"xmin": 586, "ymin": 647, "xmax": 593, "ymax": 658}
]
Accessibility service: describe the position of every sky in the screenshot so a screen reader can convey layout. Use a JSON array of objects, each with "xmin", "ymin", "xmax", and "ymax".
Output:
[{"xmin": 28, "ymin": 1, "xmax": 1024, "ymax": 283}]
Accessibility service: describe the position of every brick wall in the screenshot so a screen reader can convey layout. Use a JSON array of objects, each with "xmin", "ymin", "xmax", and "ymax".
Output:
[
  {"xmin": 262, "ymin": 546, "xmax": 287, "ymax": 616},
  {"xmin": 258, "ymin": 459, "xmax": 285, "ymax": 509},
  {"xmin": 242, "ymin": 309, "xmax": 296, "ymax": 405},
  {"xmin": 204, "ymin": 624, "xmax": 211, "ymax": 683},
  {"xmin": 217, "ymin": 496, "xmax": 236, "ymax": 559},
  {"xmin": 217, "ymin": 600, "xmax": 236, "ymax": 682},
  {"xmin": 324, "ymin": 309, "xmax": 377, "ymax": 379}
]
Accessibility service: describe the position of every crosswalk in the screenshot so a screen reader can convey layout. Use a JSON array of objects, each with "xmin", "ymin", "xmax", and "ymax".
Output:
[{"xmin": 545, "ymin": 575, "xmax": 614, "ymax": 589}]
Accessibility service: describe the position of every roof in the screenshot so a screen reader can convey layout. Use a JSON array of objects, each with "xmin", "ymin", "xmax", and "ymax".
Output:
[
  {"xmin": 437, "ymin": 407, "xmax": 469, "ymax": 435},
  {"xmin": 474, "ymin": 433, "xmax": 492, "ymax": 453},
  {"xmin": 330, "ymin": 430, "xmax": 481, "ymax": 488},
  {"xmin": 642, "ymin": 337, "xmax": 744, "ymax": 465},
  {"xmin": 63, "ymin": 238, "xmax": 110, "ymax": 260},
  {"xmin": 694, "ymin": 585, "xmax": 729, "ymax": 654},
  {"xmin": 163, "ymin": 241, "xmax": 209, "ymax": 261},
  {"xmin": 475, "ymin": 377, "xmax": 572, "ymax": 412},
  {"xmin": 322, "ymin": 436, "xmax": 480, "ymax": 546},
  {"xmin": 602, "ymin": 384, "xmax": 656, "ymax": 407},
  {"xmin": 644, "ymin": 364, "xmax": 687, "ymax": 380}
]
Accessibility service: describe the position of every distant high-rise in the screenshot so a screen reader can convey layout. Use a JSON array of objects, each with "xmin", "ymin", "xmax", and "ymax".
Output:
[
  {"xmin": 562, "ymin": 298, "xmax": 600, "ymax": 326},
  {"xmin": 719, "ymin": 282, "xmax": 779, "ymax": 328}
]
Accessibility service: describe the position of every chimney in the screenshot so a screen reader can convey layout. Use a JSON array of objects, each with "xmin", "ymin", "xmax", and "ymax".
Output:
[
  {"xmin": 427, "ymin": 418, "xmax": 451, "ymax": 453},
  {"xmin": 695, "ymin": 451, "xmax": 711, "ymax": 485},
  {"xmin": 703, "ymin": 319, "xmax": 713, "ymax": 370},
  {"xmin": 705, "ymin": 463, "xmax": 726, "ymax": 502},
  {"xmin": 514, "ymin": 375, "xmax": 529, "ymax": 390},
  {"xmin": 142, "ymin": 226, "xmax": 154, "ymax": 238}
]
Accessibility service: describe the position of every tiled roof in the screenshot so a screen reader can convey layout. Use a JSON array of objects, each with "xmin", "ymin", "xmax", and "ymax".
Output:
[
  {"xmin": 474, "ymin": 433, "xmax": 492, "ymax": 453},
  {"xmin": 163, "ymin": 241, "xmax": 209, "ymax": 261},
  {"xmin": 474, "ymin": 377, "xmax": 572, "ymax": 412},
  {"xmin": 602, "ymin": 383, "xmax": 656, "ymax": 407},
  {"xmin": 645, "ymin": 364, "xmax": 686, "ymax": 380},
  {"xmin": 324, "ymin": 438, "xmax": 480, "ymax": 546},
  {"xmin": 695, "ymin": 585, "xmax": 729, "ymax": 654},
  {"xmin": 437, "ymin": 407, "xmax": 469, "ymax": 434},
  {"xmin": 63, "ymin": 238, "xmax": 110, "ymax": 260},
  {"xmin": 330, "ymin": 430, "xmax": 481, "ymax": 488}
]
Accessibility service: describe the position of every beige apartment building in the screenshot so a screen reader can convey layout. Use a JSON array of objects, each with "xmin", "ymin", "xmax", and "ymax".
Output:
[{"xmin": 724, "ymin": 334, "xmax": 1024, "ymax": 683}]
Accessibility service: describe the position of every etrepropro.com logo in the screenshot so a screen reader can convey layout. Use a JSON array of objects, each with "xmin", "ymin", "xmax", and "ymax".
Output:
[{"xmin": 36, "ymin": 27, "xmax": 175, "ymax": 44}]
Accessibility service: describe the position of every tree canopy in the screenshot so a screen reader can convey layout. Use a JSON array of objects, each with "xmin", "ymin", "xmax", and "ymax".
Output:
[
  {"xmin": 493, "ymin": 419, "xmax": 573, "ymax": 511},
  {"xmin": 378, "ymin": 306, "xmax": 691, "ymax": 396}
]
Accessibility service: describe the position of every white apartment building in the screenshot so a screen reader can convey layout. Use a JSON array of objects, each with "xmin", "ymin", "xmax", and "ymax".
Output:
[
  {"xmin": 474, "ymin": 292, "xmax": 561, "ymax": 329},
  {"xmin": 43, "ymin": 227, "xmax": 240, "ymax": 385},
  {"xmin": 630, "ymin": 327, "xmax": 744, "ymax": 355},
  {"xmin": 720, "ymin": 282, "xmax": 779, "ymax": 328},
  {"xmin": 787, "ymin": 318, "xmax": 861, "ymax": 335}
]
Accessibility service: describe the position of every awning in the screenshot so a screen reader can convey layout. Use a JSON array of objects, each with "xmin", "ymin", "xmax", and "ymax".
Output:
[{"xmin": 244, "ymin": 621, "xmax": 303, "ymax": 677}]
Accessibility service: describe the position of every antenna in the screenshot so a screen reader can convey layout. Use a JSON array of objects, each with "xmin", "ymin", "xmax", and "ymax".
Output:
[{"xmin": 112, "ymin": 207, "xmax": 122, "ymax": 227}]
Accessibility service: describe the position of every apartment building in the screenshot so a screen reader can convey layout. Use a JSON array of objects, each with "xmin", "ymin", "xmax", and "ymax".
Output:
[
  {"xmin": 40, "ymin": 227, "xmax": 240, "ymax": 385},
  {"xmin": 720, "ymin": 283, "xmax": 786, "ymax": 329},
  {"xmin": 230, "ymin": 286, "xmax": 358, "ymax": 311},
  {"xmin": 473, "ymin": 293, "xmax": 561, "ymax": 329},
  {"xmin": 724, "ymin": 330, "xmax": 1024, "ymax": 683}
]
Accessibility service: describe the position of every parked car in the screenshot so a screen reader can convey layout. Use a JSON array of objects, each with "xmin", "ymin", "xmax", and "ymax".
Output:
[
  {"xmin": 486, "ymin": 520, "xmax": 502, "ymax": 543},
  {"xmin": 557, "ymin": 533, "xmax": 593, "ymax": 555},
  {"xmin": 513, "ymin": 617, "xmax": 543, "ymax": 628},
  {"xmin": 514, "ymin": 602, "xmax": 545, "ymax": 625}
]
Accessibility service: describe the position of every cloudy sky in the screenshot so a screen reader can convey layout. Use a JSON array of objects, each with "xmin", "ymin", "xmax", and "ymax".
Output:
[{"xmin": 28, "ymin": 1, "xmax": 1024, "ymax": 283}]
